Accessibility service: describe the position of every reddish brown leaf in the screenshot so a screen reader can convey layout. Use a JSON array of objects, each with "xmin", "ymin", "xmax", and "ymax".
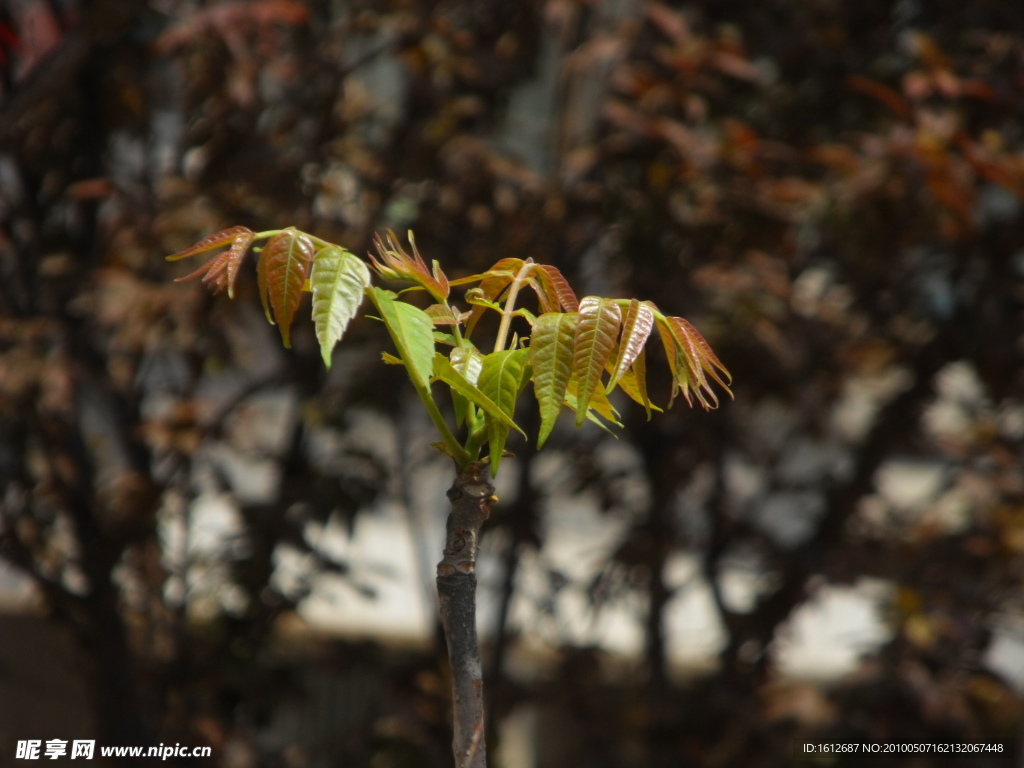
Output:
[
  {"xmin": 532, "ymin": 264, "xmax": 580, "ymax": 312},
  {"xmin": 168, "ymin": 226, "xmax": 253, "ymax": 261},
  {"xmin": 607, "ymin": 299, "xmax": 655, "ymax": 391},
  {"xmin": 463, "ymin": 258, "xmax": 522, "ymax": 337},
  {"xmin": 170, "ymin": 226, "xmax": 256, "ymax": 298},
  {"xmin": 657, "ymin": 315, "xmax": 732, "ymax": 409},
  {"xmin": 257, "ymin": 228, "xmax": 315, "ymax": 347},
  {"xmin": 656, "ymin": 320, "xmax": 697, "ymax": 408},
  {"xmin": 370, "ymin": 230, "xmax": 449, "ymax": 302}
]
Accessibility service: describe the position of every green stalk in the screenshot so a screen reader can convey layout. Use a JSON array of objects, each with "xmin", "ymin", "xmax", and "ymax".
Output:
[
  {"xmin": 493, "ymin": 261, "xmax": 534, "ymax": 353},
  {"xmin": 462, "ymin": 420, "xmax": 488, "ymax": 463},
  {"xmin": 446, "ymin": 301, "xmax": 467, "ymax": 349},
  {"xmin": 414, "ymin": 381, "xmax": 472, "ymax": 467}
]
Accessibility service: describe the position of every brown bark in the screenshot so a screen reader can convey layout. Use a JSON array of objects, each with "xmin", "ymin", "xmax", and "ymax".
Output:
[{"xmin": 437, "ymin": 461, "xmax": 496, "ymax": 768}]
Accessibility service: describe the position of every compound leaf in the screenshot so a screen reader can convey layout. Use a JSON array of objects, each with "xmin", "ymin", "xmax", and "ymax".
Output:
[{"xmin": 310, "ymin": 245, "xmax": 371, "ymax": 368}]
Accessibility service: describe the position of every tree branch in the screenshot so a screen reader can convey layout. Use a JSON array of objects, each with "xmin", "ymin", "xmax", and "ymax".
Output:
[{"xmin": 437, "ymin": 461, "xmax": 495, "ymax": 768}]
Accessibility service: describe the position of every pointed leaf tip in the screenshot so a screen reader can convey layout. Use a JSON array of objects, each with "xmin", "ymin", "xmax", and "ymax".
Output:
[
  {"xmin": 370, "ymin": 230, "xmax": 450, "ymax": 302},
  {"xmin": 573, "ymin": 297, "xmax": 622, "ymax": 427},
  {"xmin": 169, "ymin": 226, "xmax": 256, "ymax": 298},
  {"xmin": 478, "ymin": 348, "xmax": 529, "ymax": 474},
  {"xmin": 607, "ymin": 299, "xmax": 655, "ymax": 392},
  {"xmin": 433, "ymin": 352, "xmax": 520, "ymax": 436},
  {"xmin": 258, "ymin": 228, "xmax": 316, "ymax": 347},
  {"xmin": 532, "ymin": 264, "xmax": 579, "ymax": 313},
  {"xmin": 656, "ymin": 315, "xmax": 731, "ymax": 409},
  {"xmin": 167, "ymin": 226, "xmax": 255, "ymax": 262},
  {"xmin": 311, "ymin": 245, "xmax": 371, "ymax": 368},
  {"xmin": 368, "ymin": 287, "xmax": 436, "ymax": 389},
  {"xmin": 529, "ymin": 312, "xmax": 578, "ymax": 447}
]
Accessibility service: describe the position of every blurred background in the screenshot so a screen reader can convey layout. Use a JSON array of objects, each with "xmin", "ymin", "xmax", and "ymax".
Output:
[{"xmin": 1, "ymin": 0, "xmax": 1024, "ymax": 766}]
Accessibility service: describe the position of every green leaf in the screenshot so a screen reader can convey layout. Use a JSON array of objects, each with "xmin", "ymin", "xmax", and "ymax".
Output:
[
  {"xmin": 529, "ymin": 312, "xmax": 578, "ymax": 448},
  {"xmin": 573, "ymin": 297, "xmax": 622, "ymax": 427},
  {"xmin": 607, "ymin": 299, "xmax": 655, "ymax": 392},
  {"xmin": 450, "ymin": 345, "xmax": 483, "ymax": 384},
  {"xmin": 514, "ymin": 307, "xmax": 538, "ymax": 326},
  {"xmin": 448, "ymin": 344, "xmax": 483, "ymax": 426},
  {"xmin": 464, "ymin": 288, "xmax": 504, "ymax": 312},
  {"xmin": 479, "ymin": 349, "xmax": 530, "ymax": 422},
  {"xmin": 566, "ymin": 376, "xmax": 621, "ymax": 426},
  {"xmin": 563, "ymin": 378, "xmax": 620, "ymax": 437},
  {"xmin": 433, "ymin": 353, "xmax": 523, "ymax": 435},
  {"xmin": 449, "ymin": 260, "xmax": 520, "ymax": 287},
  {"xmin": 257, "ymin": 228, "xmax": 316, "ymax": 347},
  {"xmin": 478, "ymin": 348, "xmax": 530, "ymax": 473},
  {"xmin": 425, "ymin": 303, "xmax": 460, "ymax": 325},
  {"xmin": 367, "ymin": 287, "xmax": 436, "ymax": 389},
  {"xmin": 310, "ymin": 245, "xmax": 371, "ymax": 368}
]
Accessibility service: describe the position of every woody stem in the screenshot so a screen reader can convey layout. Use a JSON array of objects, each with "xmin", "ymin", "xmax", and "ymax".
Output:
[{"xmin": 437, "ymin": 461, "xmax": 495, "ymax": 768}]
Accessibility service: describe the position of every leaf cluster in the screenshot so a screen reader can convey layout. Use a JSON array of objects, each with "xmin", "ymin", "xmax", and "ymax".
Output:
[{"xmin": 169, "ymin": 228, "xmax": 731, "ymax": 474}]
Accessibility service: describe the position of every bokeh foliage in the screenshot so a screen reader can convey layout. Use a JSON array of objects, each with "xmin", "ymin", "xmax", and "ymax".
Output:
[{"xmin": 1, "ymin": 1, "xmax": 1024, "ymax": 766}]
